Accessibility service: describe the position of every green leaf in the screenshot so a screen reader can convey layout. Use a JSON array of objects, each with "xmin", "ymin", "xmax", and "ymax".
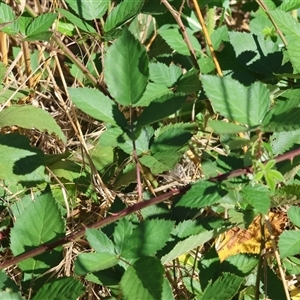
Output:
[
  {"xmin": 104, "ymin": 0, "xmax": 145, "ymax": 33},
  {"xmin": 270, "ymin": 129, "xmax": 300, "ymax": 155},
  {"xmin": 0, "ymin": 2, "xmax": 19, "ymax": 35},
  {"xmin": 113, "ymin": 218, "xmax": 133, "ymax": 254},
  {"xmin": 104, "ymin": 27, "xmax": 149, "ymax": 106},
  {"xmin": 74, "ymin": 252, "xmax": 119, "ymax": 275},
  {"xmin": 287, "ymin": 206, "xmax": 300, "ymax": 228},
  {"xmin": 136, "ymin": 94, "xmax": 186, "ymax": 128},
  {"xmin": 161, "ymin": 226, "xmax": 229, "ymax": 264},
  {"xmin": 221, "ymin": 254, "xmax": 258, "ymax": 276},
  {"xmin": 140, "ymin": 154, "xmax": 175, "ymax": 175},
  {"xmin": 287, "ymin": 40, "xmax": 300, "ymax": 73},
  {"xmin": 121, "ymin": 219, "xmax": 175, "ymax": 259},
  {"xmin": 26, "ymin": 13, "xmax": 57, "ymax": 37},
  {"xmin": 10, "ymin": 187, "xmax": 65, "ymax": 273},
  {"xmin": 201, "ymin": 75, "xmax": 270, "ymax": 127},
  {"xmin": 201, "ymin": 273, "xmax": 243, "ymax": 300},
  {"xmin": 120, "ymin": 257, "xmax": 164, "ymax": 300},
  {"xmin": 149, "ymin": 62, "xmax": 182, "ymax": 87},
  {"xmin": 68, "ymin": 87, "xmax": 127, "ymax": 127},
  {"xmin": 262, "ymin": 107, "xmax": 300, "ymax": 132},
  {"xmin": 134, "ymin": 83, "xmax": 170, "ymax": 107},
  {"xmin": 0, "ymin": 105, "xmax": 65, "ymax": 142},
  {"xmin": 175, "ymin": 181, "xmax": 227, "ymax": 209},
  {"xmin": 280, "ymin": 0, "xmax": 300, "ymax": 12},
  {"xmin": 24, "ymin": 32, "xmax": 53, "ymax": 42},
  {"xmin": 151, "ymin": 125, "xmax": 193, "ymax": 153},
  {"xmin": 121, "ymin": 126, "xmax": 153, "ymax": 154},
  {"xmin": 269, "ymin": 9, "xmax": 300, "ymax": 42},
  {"xmin": 64, "ymin": 0, "xmax": 109, "ymax": 20},
  {"xmin": 175, "ymin": 68, "xmax": 201, "ymax": 94},
  {"xmin": 86, "ymin": 229, "xmax": 115, "ymax": 254},
  {"xmin": 159, "ymin": 27, "xmax": 201, "ymax": 56},
  {"xmin": 208, "ymin": 120, "xmax": 249, "ymax": 134},
  {"xmin": 57, "ymin": 8, "xmax": 97, "ymax": 33},
  {"xmin": 262, "ymin": 265, "xmax": 286, "ymax": 300},
  {"xmin": 278, "ymin": 230, "xmax": 300, "ymax": 258},
  {"xmin": 241, "ymin": 184, "xmax": 270, "ymax": 215},
  {"xmin": 32, "ymin": 277, "xmax": 85, "ymax": 300},
  {"xmin": 0, "ymin": 134, "xmax": 46, "ymax": 184},
  {"xmin": 0, "ymin": 270, "xmax": 24, "ymax": 300}
]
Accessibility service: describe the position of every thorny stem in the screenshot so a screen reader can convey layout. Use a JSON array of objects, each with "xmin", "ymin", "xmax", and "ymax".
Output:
[{"xmin": 1, "ymin": 147, "xmax": 300, "ymax": 269}]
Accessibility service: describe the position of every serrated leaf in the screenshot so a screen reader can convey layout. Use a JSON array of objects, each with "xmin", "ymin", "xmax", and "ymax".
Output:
[
  {"xmin": 262, "ymin": 108, "xmax": 300, "ymax": 132},
  {"xmin": 104, "ymin": 0, "xmax": 145, "ymax": 33},
  {"xmin": 278, "ymin": 230, "xmax": 300, "ymax": 258},
  {"xmin": 68, "ymin": 87, "xmax": 127, "ymax": 127},
  {"xmin": 136, "ymin": 94, "xmax": 186, "ymax": 128},
  {"xmin": 280, "ymin": 0, "xmax": 300, "ymax": 12},
  {"xmin": 222, "ymin": 254, "xmax": 258, "ymax": 276},
  {"xmin": 270, "ymin": 129, "xmax": 300, "ymax": 155},
  {"xmin": 241, "ymin": 184, "xmax": 270, "ymax": 215},
  {"xmin": 208, "ymin": 120, "xmax": 249, "ymax": 134},
  {"xmin": 121, "ymin": 219, "xmax": 174, "ymax": 259},
  {"xmin": 32, "ymin": 277, "xmax": 85, "ymax": 300},
  {"xmin": 175, "ymin": 180, "xmax": 227, "ymax": 209},
  {"xmin": 201, "ymin": 273, "xmax": 243, "ymax": 300},
  {"xmin": 74, "ymin": 252, "xmax": 119, "ymax": 275},
  {"xmin": 0, "ymin": 2, "xmax": 19, "ymax": 35},
  {"xmin": 25, "ymin": 32, "xmax": 53, "ymax": 42},
  {"xmin": 120, "ymin": 257, "xmax": 164, "ymax": 300},
  {"xmin": 149, "ymin": 62, "xmax": 182, "ymax": 87},
  {"xmin": 161, "ymin": 226, "xmax": 229, "ymax": 264},
  {"xmin": 57, "ymin": 8, "xmax": 97, "ymax": 33},
  {"xmin": 269, "ymin": 9, "xmax": 300, "ymax": 42},
  {"xmin": 26, "ymin": 13, "xmax": 57, "ymax": 37},
  {"xmin": 113, "ymin": 218, "xmax": 133, "ymax": 254},
  {"xmin": 10, "ymin": 188, "xmax": 65, "ymax": 273},
  {"xmin": 151, "ymin": 125, "xmax": 192, "ymax": 153},
  {"xmin": 287, "ymin": 206, "xmax": 300, "ymax": 228},
  {"xmin": 0, "ymin": 270, "xmax": 24, "ymax": 300},
  {"xmin": 139, "ymin": 154, "xmax": 173, "ymax": 174},
  {"xmin": 287, "ymin": 40, "xmax": 300, "ymax": 73},
  {"xmin": 0, "ymin": 134, "xmax": 46, "ymax": 184},
  {"xmin": 64, "ymin": 0, "xmax": 108, "ymax": 20},
  {"xmin": 0, "ymin": 106, "xmax": 65, "ymax": 141},
  {"xmin": 159, "ymin": 27, "xmax": 201, "ymax": 56},
  {"xmin": 104, "ymin": 27, "xmax": 148, "ymax": 106},
  {"xmin": 176, "ymin": 68, "xmax": 201, "ymax": 93},
  {"xmin": 86, "ymin": 229, "xmax": 115, "ymax": 254},
  {"xmin": 134, "ymin": 82, "xmax": 170, "ymax": 107},
  {"xmin": 202, "ymin": 75, "xmax": 270, "ymax": 127}
]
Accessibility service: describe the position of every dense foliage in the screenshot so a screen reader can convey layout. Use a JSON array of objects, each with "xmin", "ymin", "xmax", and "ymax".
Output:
[{"xmin": 1, "ymin": 0, "xmax": 300, "ymax": 299}]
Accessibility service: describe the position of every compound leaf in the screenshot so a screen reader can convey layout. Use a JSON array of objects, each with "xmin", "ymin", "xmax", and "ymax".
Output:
[{"xmin": 104, "ymin": 27, "xmax": 149, "ymax": 106}]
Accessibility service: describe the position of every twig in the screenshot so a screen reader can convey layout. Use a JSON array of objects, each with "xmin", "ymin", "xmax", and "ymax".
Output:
[
  {"xmin": 160, "ymin": 0, "xmax": 199, "ymax": 70},
  {"xmin": 256, "ymin": 0, "xmax": 288, "ymax": 47},
  {"xmin": 0, "ymin": 186, "xmax": 190, "ymax": 270},
  {"xmin": 264, "ymin": 214, "xmax": 291, "ymax": 300},
  {"xmin": 1, "ymin": 147, "xmax": 300, "ymax": 269},
  {"xmin": 190, "ymin": 0, "xmax": 222, "ymax": 76}
]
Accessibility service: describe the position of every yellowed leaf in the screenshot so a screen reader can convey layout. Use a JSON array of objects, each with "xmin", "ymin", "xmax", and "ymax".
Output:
[{"xmin": 218, "ymin": 212, "xmax": 287, "ymax": 262}]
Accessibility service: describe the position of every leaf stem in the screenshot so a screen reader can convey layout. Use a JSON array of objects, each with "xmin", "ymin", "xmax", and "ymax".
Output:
[
  {"xmin": 190, "ymin": 0, "xmax": 222, "ymax": 76},
  {"xmin": 160, "ymin": 0, "xmax": 199, "ymax": 70},
  {"xmin": 256, "ymin": 0, "xmax": 288, "ymax": 47}
]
